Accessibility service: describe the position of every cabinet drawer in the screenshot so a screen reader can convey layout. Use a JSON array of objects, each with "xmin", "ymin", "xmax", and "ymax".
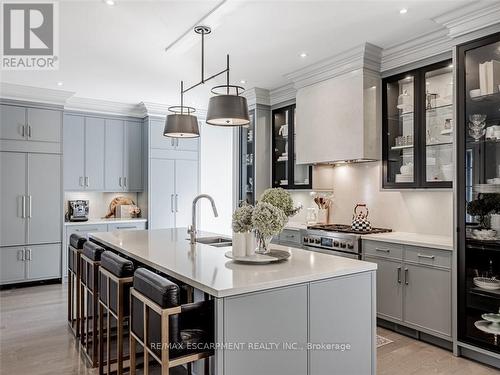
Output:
[
  {"xmin": 362, "ymin": 240, "xmax": 403, "ymax": 259},
  {"xmin": 404, "ymin": 245, "xmax": 451, "ymax": 269},
  {"xmin": 107, "ymin": 222, "xmax": 146, "ymax": 231},
  {"xmin": 66, "ymin": 224, "xmax": 108, "ymax": 235},
  {"xmin": 279, "ymin": 229, "xmax": 301, "ymax": 245}
]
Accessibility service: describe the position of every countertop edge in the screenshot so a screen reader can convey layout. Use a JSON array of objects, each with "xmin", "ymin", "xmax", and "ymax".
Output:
[
  {"xmin": 361, "ymin": 233, "xmax": 454, "ymax": 251},
  {"xmin": 65, "ymin": 218, "xmax": 148, "ymax": 226}
]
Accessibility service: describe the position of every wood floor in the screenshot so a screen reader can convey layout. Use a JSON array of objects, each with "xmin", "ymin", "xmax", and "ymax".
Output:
[{"xmin": 0, "ymin": 283, "xmax": 498, "ymax": 374}]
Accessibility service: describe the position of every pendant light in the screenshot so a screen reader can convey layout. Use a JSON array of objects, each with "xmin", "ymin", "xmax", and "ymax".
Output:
[
  {"xmin": 164, "ymin": 81, "xmax": 200, "ymax": 138},
  {"xmin": 206, "ymin": 55, "xmax": 249, "ymax": 126},
  {"xmin": 163, "ymin": 25, "xmax": 249, "ymax": 138}
]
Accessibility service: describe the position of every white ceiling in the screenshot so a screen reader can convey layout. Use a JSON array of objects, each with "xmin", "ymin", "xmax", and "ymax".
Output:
[{"xmin": 1, "ymin": 0, "xmax": 476, "ymax": 108}]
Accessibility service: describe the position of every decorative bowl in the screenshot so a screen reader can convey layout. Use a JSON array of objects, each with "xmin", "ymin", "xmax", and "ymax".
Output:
[{"xmin": 472, "ymin": 229, "xmax": 497, "ymax": 240}]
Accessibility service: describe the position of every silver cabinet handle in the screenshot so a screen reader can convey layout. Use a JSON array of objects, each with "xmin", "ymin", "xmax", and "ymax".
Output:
[
  {"xmin": 21, "ymin": 124, "xmax": 25, "ymax": 137},
  {"xmin": 79, "ymin": 176, "xmax": 84, "ymax": 187},
  {"xmin": 75, "ymin": 228, "xmax": 99, "ymax": 232},
  {"xmin": 26, "ymin": 248, "xmax": 32, "ymax": 261},
  {"xmin": 85, "ymin": 176, "xmax": 89, "ymax": 187},
  {"xmin": 176, "ymin": 139, "xmax": 179, "ymax": 147},
  {"xmin": 417, "ymin": 253, "xmax": 435, "ymax": 260},
  {"xmin": 376, "ymin": 248, "xmax": 390, "ymax": 253},
  {"xmin": 21, "ymin": 195, "xmax": 26, "ymax": 218},
  {"xmin": 27, "ymin": 125, "xmax": 32, "ymax": 138},
  {"xmin": 116, "ymin": 226, "xmax": 135, "ymax": 230},
  {"xmin": 18, "ymin": 249, "xmax": 25, "ymax": 261},
  {"xmin": 119, "ymin": 177, "xmax": 122, "ymax": 187},
  {"xmin": 175, "ymin": 194, "xmax": 179, "ymax": 212},
  {"xmin": 27, "ymin": 195, "xmax": 32, "ymax": 218},
  {"xmin": 123, "ymin": 176, "xmax": 127, "ymax": 187},
  {"xmin": 397, "ymin": 267, "xmax": 402, "ymax": 284},
  {"xmin": 171, "ymin": 194, "xmax": 174, "ymax": 213},
  {"xmin": 171, "ymin": 138, "xmax": 175, "ymax": 147},
  {"xmin": 404, "ymin": 268, "xmax": 409, "ymax": 285}
]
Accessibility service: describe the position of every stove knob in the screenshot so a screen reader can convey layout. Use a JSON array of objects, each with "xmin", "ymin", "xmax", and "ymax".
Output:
[
  {"xmin": 333, "ymin": 241, "xmax": 340, "ymax": 247},
  {"xmin": 309, "ymin": 238, "xmax": 315, "ymax": 243},
  {"xmin": 303, "ymin": 237, "xmax": 308, "ymax": 243},
  {"xmin": 340, "ymin": 242, "xmax": 347, "ymax": 248},
  {"xmin": 315, "ymin": 238, "xmax": 321, "ymax": 244},
  {"xmin": 347, "ymin": 243, "xmax": 354, "ymax": 249}
]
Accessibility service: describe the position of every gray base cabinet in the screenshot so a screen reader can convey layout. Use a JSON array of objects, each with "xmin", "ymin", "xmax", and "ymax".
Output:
[
  {"xmin": 363, "ymin": 240, "xmax": 452, "ymax": 340},
  {"xmin": 0, "ymin": 247, "xmax": 26, "ymax": 284}
]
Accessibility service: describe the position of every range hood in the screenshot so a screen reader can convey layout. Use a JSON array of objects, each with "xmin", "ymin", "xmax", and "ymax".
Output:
[{"xmin": 289, "ymin": 43, "xmax": 382, "ymax": 165}]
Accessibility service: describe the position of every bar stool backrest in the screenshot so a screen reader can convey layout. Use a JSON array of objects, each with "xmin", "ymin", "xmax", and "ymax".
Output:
[
  {"xmin": 69, "ymin": 233, "xmax": 86, "ymax": 272},
  {"xmin": 81, "ymin": 242, "xmax": 105, "ymax": 291},
  {"xmin": 99, "ymin": 251, "xmax": 134, "ymax": 315}
]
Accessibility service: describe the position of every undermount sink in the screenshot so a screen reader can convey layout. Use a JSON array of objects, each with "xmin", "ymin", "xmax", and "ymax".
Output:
[{"xmin": 192, "ymin": 236, "xmax": 232, "ymax": 247}]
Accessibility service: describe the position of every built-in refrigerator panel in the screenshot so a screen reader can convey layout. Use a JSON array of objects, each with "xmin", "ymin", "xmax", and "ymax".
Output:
[{"xmin": 457, "ymin": 32, "xmax": 500, "ymax": 356}]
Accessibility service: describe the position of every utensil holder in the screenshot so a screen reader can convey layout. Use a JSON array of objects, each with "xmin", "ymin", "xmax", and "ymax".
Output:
[{"xmin": 317, "ymin": 209, "xmax": 328, "ymax": 224}]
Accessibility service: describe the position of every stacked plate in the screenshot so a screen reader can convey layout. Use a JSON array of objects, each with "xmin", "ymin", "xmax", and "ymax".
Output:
[
  {"xmin": 395, "ymin": 174, "xmax": 413, "ymax": 183},
  {"xmin": 473, "ymin": 277, "xmax": 500, "ymax": 290}
]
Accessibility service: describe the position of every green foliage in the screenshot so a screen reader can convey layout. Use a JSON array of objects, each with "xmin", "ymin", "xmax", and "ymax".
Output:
[
  {"xmin": 251, "ymin": 202, "xmax": 287, "ymax": 237},
  {"xmin": 232, "ymin": 204, "xmax": 254, "ymax": 233},
  {"xmin": 259, "ymin": 188, "xmax": 301, "ymax": 217}
]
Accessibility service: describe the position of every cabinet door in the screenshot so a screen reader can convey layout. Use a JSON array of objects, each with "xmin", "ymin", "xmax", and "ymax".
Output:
[
  {"xmin": 0, "ymin": 247, "xmax": 26, "ymax": 284},
  {"xmin": 124, "ymin": 121, "xmax": 143, "ymax": 191},
  {"xmin": 365, "ymin": 255, "xmax": 403, "ymax": 322},
  {"xmin": 0, "ymin": 104, "xmax": 26, "ymax": 140},
  {"xmin": 27, "ymin": 107, "xmax": 61, "ymax": 143},
  {"xmin": 28, "ymin": 153, "xmax": 61, "ymax": 244},
  {"xmin": 85, "ymin": 117, "xmax": 105, "ymax": 190},
  {"xmin": 149, "ymin": 158, "xmax": 175, "ymax": 229},
  {"xmin": 403, "ymin": 264, "xmax": 451, "ymax": 337},
  {"xmin": 63, "ymin": 114, "xmax": 85, "ymax": 190},
  {"xmin": 26, "ymin": 243, "xmax": 61, "ymax": 280},
  {"xmin": 176, "ymin": 137, "xmax": 199, "ymax": 152},
  {"xmin": 149, "ymin": 118, "xmax": 176, "ymax": 150},
  {"xmin": 174, "ymin": 159, "xmax": 199, "ymax": 228},
  {"xmin": 104, "ymin": 119, "xmax": 124, "ymax": 191},
  {"xmin": 0, "ymin": 152, "xmax": 27, "ymax": 246}
]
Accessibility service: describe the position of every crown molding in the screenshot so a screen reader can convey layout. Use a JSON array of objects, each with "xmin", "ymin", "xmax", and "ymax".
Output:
[
  {"xmin": 269, "ymin": 83, "xmax": 296, "ymax": 106},
  {"xmin": 140, "ymin": 101, "xmax": 208, "ymax": 119},
  {"xmin": 284, "ymin": 43, "xmax": 382, "ymax": 89},
  {"xmin": 242, "ymin": 87, "xmax": 270, "ymax": 107},
  {"xmin": 64, "ymin": 97, "xmax": 144, "ymax": 118},
  {"xmin": 0, "ymin": 82, "xmax": 75, "ymax": 106},
  {"xmin": 433, "ymin": 1, "xmax": 500, "ymax": 38}
]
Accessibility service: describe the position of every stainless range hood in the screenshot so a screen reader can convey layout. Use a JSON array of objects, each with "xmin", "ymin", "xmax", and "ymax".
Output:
[{"xmin": 289, "ymin": 43, "xmax": 382, "ymax": 165}]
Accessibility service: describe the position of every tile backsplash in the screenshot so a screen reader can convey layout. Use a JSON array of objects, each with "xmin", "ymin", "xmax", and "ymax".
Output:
[
  {"xmin": 64, "ymin": 192, "xmax": 140, "ymax": 219},
  {"xmin": 290, "ymin": 162, "xmax": 453, "ymax": 237}
]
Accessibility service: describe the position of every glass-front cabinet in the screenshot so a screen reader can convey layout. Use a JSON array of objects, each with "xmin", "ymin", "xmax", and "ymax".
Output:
[
  {"xmin": 239, "ymin": 110, "xmax": 255, "ymax": 204},
  {"xmin": 383, "ymin": 61, "xmax": 453, "ymax": 188},
  {"xmin": 457, "ymin": 33, "xmax": 500, "ymax": 355},
  {"xmin": 272, "ymin": 104, "xmax": 312, "ymax": 189}
]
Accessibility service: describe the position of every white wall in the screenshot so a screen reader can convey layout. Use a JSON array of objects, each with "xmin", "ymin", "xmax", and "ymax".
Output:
[
  {"xmin": 200, "ymin": 125, "xmax": 234, "ymax": 236},
  {"xmin": 64, "ymin": 192, "xmax": 139, "ymax": 219},
  {"xmin": 290, "ymin": 162, "xmax": 453, "ymax": 237}
]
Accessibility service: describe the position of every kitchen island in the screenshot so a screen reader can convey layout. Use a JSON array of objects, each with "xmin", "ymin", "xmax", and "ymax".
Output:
[{"xmin": 90, "ymin": 228, "xmax": 377, "ymax": 375}]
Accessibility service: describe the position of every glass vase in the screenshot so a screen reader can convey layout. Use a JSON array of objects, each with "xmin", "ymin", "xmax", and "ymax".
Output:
[{"xmin": 254, "ymin": 230, "xmax": 273, "ymax": 255}]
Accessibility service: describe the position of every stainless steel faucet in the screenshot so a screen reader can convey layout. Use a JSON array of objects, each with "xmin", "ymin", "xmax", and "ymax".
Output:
[{"xmin": 188, "ymin": 194, "xmax": 219, "ymax": 244}]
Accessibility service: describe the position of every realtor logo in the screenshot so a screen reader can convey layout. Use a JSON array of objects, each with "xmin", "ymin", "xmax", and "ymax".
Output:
[{"xmin": 1, "ymin": 1, "xmax": 59, "ymax": 70}]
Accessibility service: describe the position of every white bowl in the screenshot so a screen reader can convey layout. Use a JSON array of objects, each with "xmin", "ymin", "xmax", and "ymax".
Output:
[{"xmin": 470, "ymin": 89, "xmax": 481, "ymax": 98}]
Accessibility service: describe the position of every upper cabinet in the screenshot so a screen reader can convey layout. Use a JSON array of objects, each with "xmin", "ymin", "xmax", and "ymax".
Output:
[
  {"xmin": 382, "ymin": 60, "xmax": 453, "ymax": 189},
  {"xmin": 63, "ymin": 113, "xmax": 143, "ymax": 192},
  {"xmin": 272, "ymin": 104, "xmax": 312, "ymax": 189},
  {"xmin": 295, "ymin": 69, "xmax": 381, "ymax": 164}
]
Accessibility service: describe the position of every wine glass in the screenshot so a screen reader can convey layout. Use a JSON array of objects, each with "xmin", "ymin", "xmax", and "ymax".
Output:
[
  {"xmin": 469, "ymin": 127, "xmax": 486, "ymax": 142},
  {"xmin": 469, "ymin": 114, "xmax": 487, "ymax": 129}
]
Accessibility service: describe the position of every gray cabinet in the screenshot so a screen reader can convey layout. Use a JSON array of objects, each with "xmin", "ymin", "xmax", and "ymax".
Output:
[
  {"xmin": 0, "ymin": 247, "xmax": 26, "ymax": 284},
  {"xmin": 63, "ymin": 114, "xmax": 105, "ymax": 190},
  {"xmin": 150, "ymin": 118, "xmax": 176, "ymax": 150},
  {"xmin": 0, "ymin": 152, "xmax": 27, "ymax": 247},
  {"xmin": 104, "ymin": 119, "xmax": 142, "ymax": 192},
  {"xmin": 174, "ymin": 159, "xmax": 199, "ymax": 228},
  {"xmin": 362, "ymin": 240, "xmax": 452, "ymax": 340},
  {"xmin": 176, "ymin": 137, "xmax": 199, "ymax": 152},
  {"xmin": 279, "ymin": 228, "xmax": 302, "ymax": 247},
  {"xmin": 150, "ymin": 158, "xmax": 176, "ymax": 229},
  {"xmin": 0, "ymin": 104, "xmax": 61, "ymax": 143},
  {"xmin": 26, "ymin": 244, "xmax": 61, "ymax": 280}
]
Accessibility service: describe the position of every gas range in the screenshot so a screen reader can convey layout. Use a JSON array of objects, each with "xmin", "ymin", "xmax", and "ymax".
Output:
[{"xmin": 301, "ymin": 224, "xmax": 392, "ymax": 259}]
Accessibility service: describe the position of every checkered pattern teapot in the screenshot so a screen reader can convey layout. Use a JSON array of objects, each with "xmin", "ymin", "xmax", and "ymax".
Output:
[{"xmin": 351, "ymin": 203, "xmax": 372, "ymax": 232}]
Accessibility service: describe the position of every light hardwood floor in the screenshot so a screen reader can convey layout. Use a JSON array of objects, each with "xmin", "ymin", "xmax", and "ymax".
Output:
[{"xmin": 0, "ymin": 284, "xmax": 498, "ymax": 374}]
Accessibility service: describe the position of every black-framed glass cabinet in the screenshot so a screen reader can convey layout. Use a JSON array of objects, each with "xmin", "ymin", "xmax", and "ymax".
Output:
[
  {"xmin": 383, "ymin": 61, "xmax": 454, "ymax": 189},
  {"xmin": 457, "ymin": 32, "xmax": 500, "ymax": 355}
]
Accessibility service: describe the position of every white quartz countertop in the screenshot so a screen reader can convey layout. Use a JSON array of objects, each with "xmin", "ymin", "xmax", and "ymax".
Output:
[
  {"xmin": 65, "ymin": 218, "xmax": 147, "ymax": 226},
  {"xmin": 361, "ymin": 231, "xmax": 454, "ymax": 251},
  {"xmin": 90, "ymin": 228, "xmax": 376, "ymax": 298}
]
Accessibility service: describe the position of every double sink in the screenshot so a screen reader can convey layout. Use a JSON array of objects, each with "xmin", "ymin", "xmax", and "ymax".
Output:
[{"xmin": 192, "ymin": 236, "xmax": 232, "ymax": 248}]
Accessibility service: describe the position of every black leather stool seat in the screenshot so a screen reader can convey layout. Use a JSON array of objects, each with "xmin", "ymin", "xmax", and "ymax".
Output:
[
  {"xmin": 83, "ymin": 242, "xmax": 105, "ymax": 261},
  {"xmin": 101, "ymin": 251, "xmax": 134, "ymax": 277},
  {"xmin": 70, "ymin": 234, "xmax": 87, "ymax": 249}
]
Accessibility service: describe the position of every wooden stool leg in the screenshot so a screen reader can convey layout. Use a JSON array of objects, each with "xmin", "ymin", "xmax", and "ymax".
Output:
[
  {"xmin": 106, "ymin": 312, "xmax": 111, "ymax": 375},
  {"xmin": 117, "ymin": 315, "xmax": 124, "ymax": 375},
  {"xmin": 80, "ymin": 282, "xmax": 85, "ymax": 342},
  {"xmin": 187, "ymin": 363, "xmax": 192, "ymax": 375},
  {"xmin": 68, "ymin": 273, "xmax": 72, "ymax": 324},
  {"xmin": 99, "ymin": 303, "xmax": 104, "ymax": 375},
  {"xmin": 76, "ymin": 271, "xmax": 80, "ymax": 337},
  {"xmin": 130, "ymin": 335, "xmax": 136, "ymax": 375},
  {"xmin": 92, "ymin": 294, "xmax": 98, "ymax": 365},
  {"xmin": 205, "ymin": 357, "xmax": 210, "ymax": 375}
]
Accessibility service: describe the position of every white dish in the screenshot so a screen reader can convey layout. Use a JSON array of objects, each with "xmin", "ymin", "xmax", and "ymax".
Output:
[
  {"xmin": 225, "ymin": 249, "xmax": 291, "ymax": 264},
  {"xmin": 475, "ymin": 320, "xmax": 500, "ymax": 335},
  {"xmin": 473, "ymin": 277, "xmax": 500, "ymax": 290},
  {"xmin": 469, "ymin": 89, "xmax": 481, "ymax": 98},
  {"xmin": 482, "ymin": 313, "xmax": 500, "ymax": 324}
]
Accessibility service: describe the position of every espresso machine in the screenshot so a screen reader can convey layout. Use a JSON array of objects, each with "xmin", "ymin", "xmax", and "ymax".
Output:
[{"xmin": 67, "ymin": 200, "xmax": 89, "ymax": 222}]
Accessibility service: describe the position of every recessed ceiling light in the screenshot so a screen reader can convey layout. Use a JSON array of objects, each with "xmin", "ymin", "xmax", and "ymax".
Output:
[
  {"xmin": 240, "ymin": 80, "xmax": 246, "ymax": 84},
  {"xmin": 299, "ymin": 52, "xmax": 307, "ymax": 58},
  {"xmin": 399, "ymin": 8, "xmax": 408, "ymax": 14},
  {"xmin": 104, "ymin": 0, "xmax": 115, "ymax": 5},
  {"xmin": 57, "ymin": 82, "xmax": 63, "ymax": 86}
]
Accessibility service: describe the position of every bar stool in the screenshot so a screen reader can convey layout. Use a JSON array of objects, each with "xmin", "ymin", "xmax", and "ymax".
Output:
[
  {"xmin": 80, "ymin": 241, "xmax": 105, "ymax": 367},
  {"xmin": 68, "ymin": 233, "xmax": 87, "ymax": 337},
  {"xmin": 98, "ymin": 251, "xmax": 134, "ymax": 375},
  {"xmin": 130, "ymin": 268, "xmax": 213, "ymax": 375}
]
